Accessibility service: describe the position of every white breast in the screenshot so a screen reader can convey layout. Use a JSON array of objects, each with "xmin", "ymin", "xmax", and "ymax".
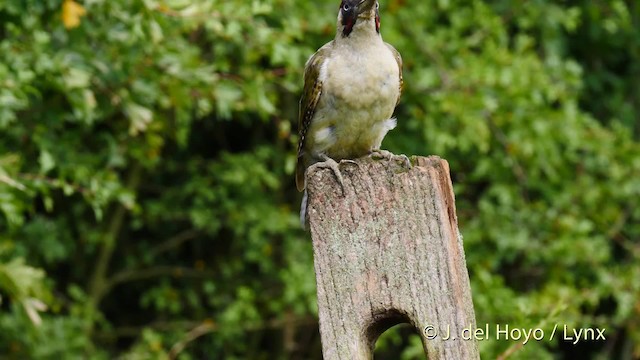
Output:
[{"xmin": 309, "ymin": 40, "xmax": 400, "ymax": 160}]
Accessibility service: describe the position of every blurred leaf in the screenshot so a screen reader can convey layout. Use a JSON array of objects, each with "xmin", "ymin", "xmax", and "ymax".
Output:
[{"xmin": 62, "ymin": 0, "xmax": 86, "ymax": 29}]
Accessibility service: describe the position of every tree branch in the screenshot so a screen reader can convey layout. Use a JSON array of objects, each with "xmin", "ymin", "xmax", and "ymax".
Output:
[
  {"xmin": 94, "ymin": 316, "xmax": 318, "ymax": 340},
  {"xmin": 104, "ymin": 266, "xmax": 214, "ymax": 294},
  {"xmin": 147, "ymin": 229, "xmax": 202, "ymax": 258},
  {"xmin": 86, "ymin": 163, "xmax": 143, "ymax": 333}
]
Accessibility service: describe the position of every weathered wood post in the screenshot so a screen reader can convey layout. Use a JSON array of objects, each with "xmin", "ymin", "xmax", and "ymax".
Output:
[{"xmin": 306, "ymin": 155, "xmax": 479, "ymax": 359}]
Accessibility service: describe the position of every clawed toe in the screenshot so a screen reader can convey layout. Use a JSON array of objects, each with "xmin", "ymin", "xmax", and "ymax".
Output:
[
  {"xmin": 340, "ymin": 159, "xmax": 359, "ymax": 167},
  {"xmin": 314, "ymin": 155, "xmax": 346, "ymax": 196},
  {"xmin": 396, "ymin": 154, "xmax": 412, "ymax": 169},
  {"xmin": 370, "ymin": 150, "xmax": 412, "ymax": 169},
  {"xmin": 369, "ymin": 149, "xmax": 394, "ymax": 160}
]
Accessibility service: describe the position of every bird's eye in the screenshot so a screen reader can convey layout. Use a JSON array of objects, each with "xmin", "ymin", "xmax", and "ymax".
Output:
[
  {"xmin": 342, "ymin": 3, "xmax": 350, "ymax": 11},
  {"xmin": 376, "ymin": 2, "xmax": 379, "ymax": 9}
]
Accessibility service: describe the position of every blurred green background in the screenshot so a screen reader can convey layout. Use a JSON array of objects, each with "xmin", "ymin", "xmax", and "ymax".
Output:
[{"xmin": 1, "ymin": 0, "xmax": 639, "ymax": 358}]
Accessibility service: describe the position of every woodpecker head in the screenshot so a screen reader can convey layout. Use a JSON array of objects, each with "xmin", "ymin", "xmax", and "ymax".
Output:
[{"xmin": 337, "ymin": 0, "xmax": 380, "ymax": 38}]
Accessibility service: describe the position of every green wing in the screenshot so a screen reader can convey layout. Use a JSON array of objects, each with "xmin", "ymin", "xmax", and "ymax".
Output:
[
  {"xmin": 385, "ymin": 42, "xmax": 403, "ymax": 106},
  {"xmin": 296, "ymin": 42, "xmax": 333, "ymax": 191}
]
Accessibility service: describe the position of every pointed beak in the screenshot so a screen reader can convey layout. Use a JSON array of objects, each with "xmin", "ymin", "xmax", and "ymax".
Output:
[{"xmin": 356, "ymin": 0, "xmax": 376, "ymax": 15}]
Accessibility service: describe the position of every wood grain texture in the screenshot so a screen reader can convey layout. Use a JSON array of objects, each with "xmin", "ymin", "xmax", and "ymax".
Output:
[{"xmin": 306, "ymin": 155, "xmax": 479, "ymax": 359}]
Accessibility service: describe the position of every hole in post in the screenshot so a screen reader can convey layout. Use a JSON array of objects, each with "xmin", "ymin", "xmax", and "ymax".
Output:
[
  {"xmin": 366, "ymin": 309, "xmax": 410, "ymax": 343},
  {"xmin": 366, "ymin": 309, "xmax": 425, "ymax": 358},
  {"xmin": 373, "ymin": 323, "xmax": 423, "ymax": 359}
]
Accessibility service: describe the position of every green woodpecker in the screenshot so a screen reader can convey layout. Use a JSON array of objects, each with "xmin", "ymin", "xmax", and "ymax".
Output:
[{"xmin": 296, "ymin": 0, "xmax": 403, "ymax": 226}]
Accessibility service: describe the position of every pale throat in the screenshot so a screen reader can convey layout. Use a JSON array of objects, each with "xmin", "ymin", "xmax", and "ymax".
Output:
[{"xmin": 336, "ymin": 12, "xmax": 381, "ymax": 43}]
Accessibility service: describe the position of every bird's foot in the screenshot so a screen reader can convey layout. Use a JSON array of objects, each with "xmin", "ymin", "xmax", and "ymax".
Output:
[
  {"xmin": 369, "ymin": 149, "xmax": 412, "ymax": 169},
  {"xmin": 313, "ymin": 154, "xmax": 347, "ymax": 196},
  {"xmin": 339, "ymin": 159, "xmax": 359, "ymax": 167},
  {"xmin": 369, "ymin": 149, "xmax": 394, "ymax": 160}
]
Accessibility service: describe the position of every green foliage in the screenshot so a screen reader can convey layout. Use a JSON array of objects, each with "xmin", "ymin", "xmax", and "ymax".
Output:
[
  {"xmin": 0, "ymin": 255, "xmax": 49, "ymax": 326},
  {"xmin": 0, "ymin": 0, "xmax": 639, "ymax": 358}
]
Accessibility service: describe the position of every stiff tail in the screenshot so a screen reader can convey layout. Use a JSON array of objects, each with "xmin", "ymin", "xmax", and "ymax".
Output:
[
  {"xmin": 299, "ymin": 190, "xmax": 309, "ymax": 230},
  {"xmin": 295, "ymin": 156, "xmax": 306, "ymax": 192}
]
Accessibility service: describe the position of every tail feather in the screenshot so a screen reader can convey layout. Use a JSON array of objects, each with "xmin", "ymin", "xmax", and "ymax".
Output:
[
  {"xmin": 295, "ymin": 156, "xmax": 306, "ymax": 192},
  {"xmin": 299, "ymin": 190, "xmax": 309, "ymax": 230}
]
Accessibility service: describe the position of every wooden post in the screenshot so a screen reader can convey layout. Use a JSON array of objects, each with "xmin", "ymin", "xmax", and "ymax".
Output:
[{"xmin": 306, "ymin": 155, "xmax": 479, "ymax": 359}]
